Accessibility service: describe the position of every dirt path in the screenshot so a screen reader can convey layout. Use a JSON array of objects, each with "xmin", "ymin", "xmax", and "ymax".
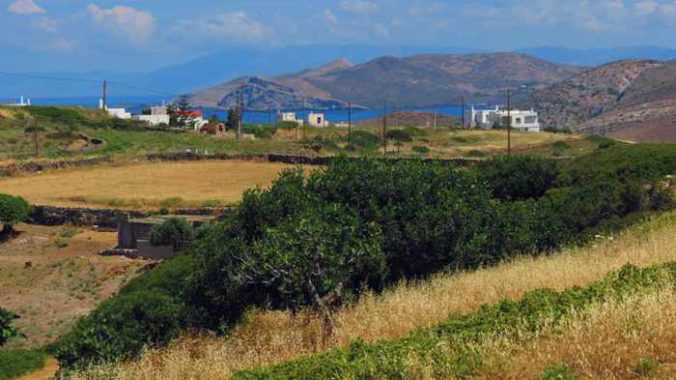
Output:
[{"xmin": 15, "ymin": 357, "xmax": 59, "ymax": 380}]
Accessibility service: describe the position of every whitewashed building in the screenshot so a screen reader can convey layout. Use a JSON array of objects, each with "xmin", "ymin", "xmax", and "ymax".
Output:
[
  {"xmin": 133, "ymin": 105, "xmax": 170, "ymax": 126},
  {"xmin": 307, "ymin": 112, "xmax": 329, "ymax": 127},
  {"xmin": 465, "ymin": 106, "xmax": 541, "ymax": 132},
  {"xmin": 278, "ymin": 112, "xmax": 304, "ymax": 126},
  {"xmin": 5, "ymin": 96, "xmax": 31, "ymax": 107}
]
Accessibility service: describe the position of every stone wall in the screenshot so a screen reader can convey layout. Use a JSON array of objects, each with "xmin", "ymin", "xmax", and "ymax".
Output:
[
  {"xmin": 0, "ymin": 156, "xmax": 113, "ymax": 177},
  {"xmin": 28, "ymin": 205, "xmax": 232, "ymax": 230}
]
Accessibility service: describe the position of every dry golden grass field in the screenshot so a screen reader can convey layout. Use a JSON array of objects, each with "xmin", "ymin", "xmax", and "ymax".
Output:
[
  {"xmin": 0, "ymin": 224, "xmax": 145, "ymax": 350},
  {"xmin": 80, "ymin": 211, "xmax": 676, "ymax": 380},
  {"xmin": 0, "ymin": 160, "xmax": 293, "ymax": 210}
]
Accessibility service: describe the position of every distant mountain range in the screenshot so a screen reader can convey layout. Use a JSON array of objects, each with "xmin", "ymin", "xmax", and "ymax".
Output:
[
  {"xmin": 520, "ymin": 59, "xmax": 676, "ymax": 141},
  {"xmin": 186, "ymin": 53, "xmax": 582, "ymax": 109},
  {"xmin": 1, "ymin": 45, "xmax": 674, "ymax": 99}
]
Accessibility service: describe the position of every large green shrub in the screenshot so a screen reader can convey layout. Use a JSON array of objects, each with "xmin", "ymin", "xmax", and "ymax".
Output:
[
  {"xmin": 476, "ymin": 156, "xmax": 559, "ymax": 201},
  {"xmin": 56, "ymin": 145, "xmax": 676, "ymax": 370},
  {"xmin": 149, "ymin": 218, "xmax": 194, "ymax": 251},
  {"xmin": 0, "ymin": 194, "xmax": 30, "ymax": 233}
]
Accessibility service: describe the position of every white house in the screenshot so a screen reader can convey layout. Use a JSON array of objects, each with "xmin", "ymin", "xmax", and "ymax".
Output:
[
  {"xmin": 278, "ymin": 112, "xmax": 304, "ymax": 126},
  {"xmin": 133, "ymin": 105, "xmax": 170, "ymax": 126},
  {"xmin": 307, "ymin": 112, "xmax": 329, "ymax": 127},
  {"xmin": 465, "ymin": 106, "xmax": 541, "ymax": 132},
  {"xmin": 98, "ymin": 98, "xmax": 132, "ymax": 119},
  {"xmin": 106, "ymin": 108, "xmax": 132, "ymax": 119},
  {"xmin": 5, "ymin": 96, "xmax": 31, "ymax": 107}
]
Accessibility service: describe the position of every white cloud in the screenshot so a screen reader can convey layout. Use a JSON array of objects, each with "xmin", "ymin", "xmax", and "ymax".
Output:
[
  {"xmin": 340, "ymin": 0, "xmax": 378, "ymax": 14},
  {"xmin": 635, "ymin": 0, "xmax": 659, "ymax": 14},
  {"xmin": 8, "ymin": 0, "xmax": 45, "ymax": 15},
  {"xmin": 324, "ymin": 9, "xmax": 339, "ymax": 27},
  {"xmin": 87, "ymin": 4, "xmax": 157, "ymax": 41},
  {"xmin": 174, "ymin": 12, "xmax": 267, "ymax": 40},
  {"xmin": 33, "ymin": 16, "xmax": 58, "ymax": 32}
]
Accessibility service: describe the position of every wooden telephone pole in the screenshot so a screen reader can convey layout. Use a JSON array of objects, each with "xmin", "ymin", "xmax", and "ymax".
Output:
[
  {"xmin": 347, "ymin": 102, "xmax": 352, "ymax": 148},
  {"xmin": 382, "ymin": 100, "xmax": 388, "ymax": 155},
  {"xmin": 102, "ymin": 80, "xmax": 107, "ymax": 109},
  {"xmin": 507, "ymin": 89, "xmax": 512, "ymax": 155},
  {"xmin": 236, "ymin": 84, "xmax": 245, "ymax": 140}
]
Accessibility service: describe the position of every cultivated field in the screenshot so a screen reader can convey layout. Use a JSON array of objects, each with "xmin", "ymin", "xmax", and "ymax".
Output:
[
  {"xmin": 83, "ymin": 211, "xmax": 676, "ymax": 379},
  {"xmin": 0, "ymin": 224, "xmax": 145, "ymax": 349},
  {"xmin": 0, "ymin": 160, "xmax": 293, "ymax": 209}
]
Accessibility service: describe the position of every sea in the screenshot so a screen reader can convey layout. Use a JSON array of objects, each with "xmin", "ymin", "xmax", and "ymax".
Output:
[{"xmin": 1, "ymin": 95, "xmax": 473, "ymax": 124}]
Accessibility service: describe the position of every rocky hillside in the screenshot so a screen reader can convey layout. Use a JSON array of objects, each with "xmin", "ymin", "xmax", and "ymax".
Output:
[
  {"xmin": 521, "ymin": 60, "xmax": 676, "ymax": 141},
  {"xmin": 187, "ymin": 53, "xmax": 581, "ymax": 110}
]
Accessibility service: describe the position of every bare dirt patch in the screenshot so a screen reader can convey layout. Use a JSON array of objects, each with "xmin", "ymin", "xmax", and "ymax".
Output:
[{"xmin": 0, "ymin": 224, "xmax": 145, "ymax": 349}]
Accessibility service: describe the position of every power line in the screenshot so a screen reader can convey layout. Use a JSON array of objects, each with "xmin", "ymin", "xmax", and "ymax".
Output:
[{"xmin": 0, "ymin": 71, "xmax": 177, "ymax": 98}]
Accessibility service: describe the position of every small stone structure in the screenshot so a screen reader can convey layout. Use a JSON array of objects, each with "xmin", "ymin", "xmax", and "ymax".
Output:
[{"xmin": 117, "ymin": 214, "xmax": 216, "ymax": 259}]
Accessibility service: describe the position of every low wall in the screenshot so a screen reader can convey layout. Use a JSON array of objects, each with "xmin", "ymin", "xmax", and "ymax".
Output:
[
  {"xmin": 28, "ymin": 205, "xmax": 231, "ymax": 230},
  {"xmin": 0, "ymin": 156, "xmax": 113, "ymax": 177},
  {"xmin": 145, "ymin": 152, "xmax": 482, "ymax": 166}
]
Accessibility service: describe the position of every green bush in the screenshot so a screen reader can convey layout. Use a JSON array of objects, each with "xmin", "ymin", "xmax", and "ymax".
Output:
[
  {"xmin": 347, "ymin": 131, "xmax": 380, "ymax": 150},
  {"xmin": 476, "ymin": 156, "xmax": 559, "ymax": 201},
  {"xmin": 385, "ymin": 129, "xmax": 413, "ymax": 142},
  {"xmin": 541, "ymin": 364, "xmax": 577, "ymax": 380},
  {"xmin": 0, "ymin": 349, "xmax": 47, "ymax": 380},
  {"xmin": 0, "ymin": 308, "xmax": 23, "ymax": 347},
  {"xmin": 0, "ymin": 194, "xmax": 30, "ymax": 233},
  {"xmin": 242, "ymin": 125, "xmax": 277, "ymax": 139},
  {"xmin": 149, "ymin": 218, "xmax": 194, "ymax": 251},
  {"xmin": 412, "ymin": 145, "xmax": 430, "ymax": 155},
  {"xmin": 634, "ymin": 358, "xmax": 659, "ymax": 376}
]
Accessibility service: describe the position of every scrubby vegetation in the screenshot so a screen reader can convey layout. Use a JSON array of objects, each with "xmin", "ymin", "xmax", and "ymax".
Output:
[
  {"xmin": 234, "ymin": 262, "xmax": 675, "ymax": 379},
  {"xmin": 0, "ymin": 349, "xmax": 47, "ymax": 380},
  {"xmin": 54, "ymin": 144, "xmax": 674, "ymax": 370},
  {"xmin": 0, "ymin": 308, "xmax": 23, "ymax": 347}
]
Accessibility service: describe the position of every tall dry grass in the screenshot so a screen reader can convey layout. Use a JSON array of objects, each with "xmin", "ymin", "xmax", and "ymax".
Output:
[
  {"xmin": 79, "ymin": 211, "xmax": 676, "ymax": 379},
  {"xmin": 478, "ymin": 288, "xmax": 676, "ymax": 379}
]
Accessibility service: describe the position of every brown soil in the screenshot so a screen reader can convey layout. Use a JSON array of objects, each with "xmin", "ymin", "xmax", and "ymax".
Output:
[{"xmin": 0, "ymin": 224, "xmax": 145, "ymax": 349}]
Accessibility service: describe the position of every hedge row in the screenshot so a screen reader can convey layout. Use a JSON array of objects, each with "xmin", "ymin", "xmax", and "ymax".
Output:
[
  {"xmin": 234, "ymin": 262, "xmax": 676, "ymax": 379},
  {"xmin": 55, "ymin": 144, "xmax": 675, "ymax": 369}
]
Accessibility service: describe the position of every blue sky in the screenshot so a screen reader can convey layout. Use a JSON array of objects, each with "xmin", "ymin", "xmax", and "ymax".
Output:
[{"xmin": 2, "ymin": 0, "xmax": 675, "ymax": 72}]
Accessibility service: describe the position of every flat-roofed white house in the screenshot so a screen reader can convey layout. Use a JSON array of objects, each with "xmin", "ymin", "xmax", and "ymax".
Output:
[
  {"xmin": 307, "ymin": 112, "xmax": 329, "ymax": 127},
  {"xmin": 5, "ymin": 96, "xmax": 30, "ymax": 107},
  {"xmin": 278, "ymin": 112, "xmax": 304, "ymax": 126},
  {"xmin": 133, "ymin": 105, "xmax": 170, "ymax": 126},
  {"xmin": 465, "ymin": 106, "xmax": 541, "ymax": 132}
]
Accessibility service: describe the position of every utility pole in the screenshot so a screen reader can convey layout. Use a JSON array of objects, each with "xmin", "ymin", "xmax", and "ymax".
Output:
[
  {"xmin": 382, "ymin": 99, "xmax": 388, "ymax": 155},
  {"xmin": 347, "ymin": 102, "xmax": 352, "ymax": 148},
  {"xmin": 507, "ymin": 89, "xmax": 512, "ymax": 155},
  {"xmin": 102, "ymin": 80, "xmax": 107, "ymax": 109},
  {"xmin": 236, "ymin": 84, "xmax": 245, "ymax": 140},
  {"xmin": 461, "ymin": 95, "xmax": 465, "ymax": 127},
  {"xmin": 303, "ymin": 97, "xmax": 307, "ymax": 141}
]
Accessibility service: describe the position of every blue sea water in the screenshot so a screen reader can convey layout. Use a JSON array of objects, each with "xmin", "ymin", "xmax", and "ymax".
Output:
[{"xmin": 2, "ymin": 96, "xmax": 472, "ymax": 124}]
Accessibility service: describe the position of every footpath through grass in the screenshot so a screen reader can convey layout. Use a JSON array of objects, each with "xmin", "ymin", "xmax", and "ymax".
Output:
[{"xmin": 234, "ymin": 262, "xmax": 676, "ymax": 379}]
